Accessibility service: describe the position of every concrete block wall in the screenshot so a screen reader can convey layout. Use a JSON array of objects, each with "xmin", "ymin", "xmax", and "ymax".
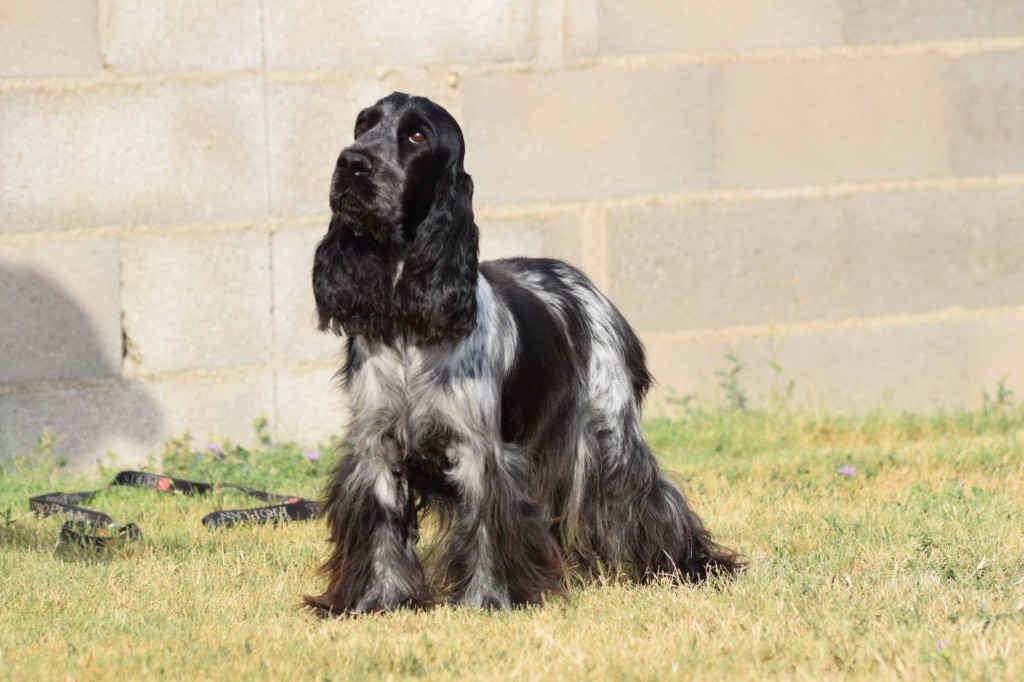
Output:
[{"xmin": 2, "ymin": 1, "xmax": 1024, "ymax": 466}]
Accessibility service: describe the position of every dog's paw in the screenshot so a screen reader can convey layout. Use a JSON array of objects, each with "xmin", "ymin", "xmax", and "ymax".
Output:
[
  {"xmin": 459, "ymin": 583, "xmax": 513, "ymax": 610},
  {"xmin": 302, "ymin": 587, "xmax": 433, "ymax": 617}
]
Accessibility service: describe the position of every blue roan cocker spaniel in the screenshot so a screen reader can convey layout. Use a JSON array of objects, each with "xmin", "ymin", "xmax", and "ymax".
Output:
[{"xmin": 305, "ymin": 92, "xmax": 740, "ymax": 615}]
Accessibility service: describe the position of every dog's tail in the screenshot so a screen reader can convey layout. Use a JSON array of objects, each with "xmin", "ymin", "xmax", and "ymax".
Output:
[
  {"xmin": 630, "ymin": 471, "xmax": 743, "ymax": 582},
  {"xmin": 603, "ymin": 425, "xmax": 743, "ymax": 582}
]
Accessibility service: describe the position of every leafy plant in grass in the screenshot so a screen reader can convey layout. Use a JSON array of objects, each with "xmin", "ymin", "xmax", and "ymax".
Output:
[
  {"xmin": 981, "ymin": 375, "xmax": 1015, "ymax": 416},
  {"xmin": 2, "ymin": 505, "xmax": 16, "ymax": 528},
  {"xmin": 716, "ymin": 350, "xmax": 749, "ymax": 412},
  {"xmin": 33, "ymin": 428, "xmax": 66, "ymax": 469},
  {"xmin": 158, "ymin": 417, "xmax": 339, "ymax": 494},
  {"xmin": 766, "ymin": 293, "xmax": 801, "ymax": 412}
]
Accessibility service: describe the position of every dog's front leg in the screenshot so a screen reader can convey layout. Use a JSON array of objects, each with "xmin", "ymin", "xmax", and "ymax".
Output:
[
  {"xmin": 440, "ymin": 441, "xmax": 566, "ymax": 609},
  {"xmin": 304, "ymin": 446, "xmax": 429, "ymax": 616}
]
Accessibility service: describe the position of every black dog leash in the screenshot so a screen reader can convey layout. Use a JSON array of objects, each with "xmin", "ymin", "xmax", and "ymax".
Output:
[{"xmin": 29, "ymin": 470, "xmax": 321, "ymax": 548}]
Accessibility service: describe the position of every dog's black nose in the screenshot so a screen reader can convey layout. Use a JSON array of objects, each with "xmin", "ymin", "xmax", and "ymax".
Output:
[{"xmin": 338, "ymin": 150, "xmax": 372, "ymax": 175}]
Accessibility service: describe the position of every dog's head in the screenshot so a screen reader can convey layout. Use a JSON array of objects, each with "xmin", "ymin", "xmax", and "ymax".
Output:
[
  {"xmin": 329, "ymin": 92, "xmax": 466, "ymax": 245},
  {"xmin": 314, "ymin": 93, "xmax": 479, "ymax": 344}
]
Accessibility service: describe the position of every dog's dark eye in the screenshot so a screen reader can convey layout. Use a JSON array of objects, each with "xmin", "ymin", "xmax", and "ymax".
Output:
[
  {"xmin": 408, "ymin": 131, "xmax": 426, "ymax": 145},
  {"xmin": 356, "ymin": 120, "xmax": 369, "ymax": 134}
]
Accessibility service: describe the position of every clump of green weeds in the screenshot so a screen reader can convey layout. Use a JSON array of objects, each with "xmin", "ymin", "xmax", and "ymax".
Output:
[
  {"xmin": 34, "ymin": 429, "xmax": 66, "ymax": 468},
  {"xmin": 981, "ymin": 376, "xmax": 1015, "ymax": 416},
  {"xmin": 716, "ymin": 350, "xmax": 749, "ymax": 412},
  {"xmin": 158, "ymin": 417, "xmax": 339, "ymax": 491}
]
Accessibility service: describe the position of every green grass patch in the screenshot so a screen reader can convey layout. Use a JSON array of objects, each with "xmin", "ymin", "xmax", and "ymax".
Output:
[{"xmin": 2, "ymin": 410, "xmax": 1023, "ymax": 679}]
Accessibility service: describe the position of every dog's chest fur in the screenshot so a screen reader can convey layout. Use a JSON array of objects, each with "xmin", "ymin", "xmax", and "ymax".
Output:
[{"xmin": 345, "ymin": 327, "xmax": 498, "ymax": 469}]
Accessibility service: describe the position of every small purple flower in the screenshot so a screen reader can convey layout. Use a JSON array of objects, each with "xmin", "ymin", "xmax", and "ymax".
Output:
[
  {"xmin": 956, "ymin": 481, "xmax": 966, "ymax": 488},
  {"xmin": 936, "ymin": 640, "xmax": 949, "ymax": 651},
  {"xmin": 305, "ymin": 449, "xmax": 322, "ymax": 462},
  {"xmin": 838, "ymin": 465, "xmax": 857, "ymax": 477}
]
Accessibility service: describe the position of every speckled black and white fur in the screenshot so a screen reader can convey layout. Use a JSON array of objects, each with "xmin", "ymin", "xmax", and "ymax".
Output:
[{"xmin": 304, "ymin": 92, "xmax": 740, "ymax": 615}]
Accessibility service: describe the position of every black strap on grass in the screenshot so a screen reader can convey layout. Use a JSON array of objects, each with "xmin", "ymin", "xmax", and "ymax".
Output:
[{"xmin": 29, "ymin": 470, "xmax": 321, "ymax": 547}]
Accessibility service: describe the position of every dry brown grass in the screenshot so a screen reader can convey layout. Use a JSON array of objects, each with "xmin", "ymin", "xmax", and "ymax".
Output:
[{"xmin": 2, "ymin": 410, "xmax": 1022, "ymax": 680}]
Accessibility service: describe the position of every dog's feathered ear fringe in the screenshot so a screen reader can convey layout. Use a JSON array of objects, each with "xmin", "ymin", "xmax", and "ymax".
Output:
[
  {"xmin": 394, "ymin": 167, "xmax": 479, "ymax": 345},
  {"xmin": 312, "ymin": 215, "xmax": 397, "ymax": 338}
]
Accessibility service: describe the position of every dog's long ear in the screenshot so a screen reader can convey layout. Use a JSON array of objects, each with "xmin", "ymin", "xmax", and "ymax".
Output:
[
  {"xmin": 312, "ymin": 215, "xmax": 396, "ymax": 338},
  {"xmin": 394, "ymin": 167, "xmax": 479, "ymax": 345}
]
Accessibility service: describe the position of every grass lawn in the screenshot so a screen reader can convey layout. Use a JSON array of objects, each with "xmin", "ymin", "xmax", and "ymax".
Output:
[{"xmin": 1, "ymin": 409, "xmax": 1022, "ymax": 680}]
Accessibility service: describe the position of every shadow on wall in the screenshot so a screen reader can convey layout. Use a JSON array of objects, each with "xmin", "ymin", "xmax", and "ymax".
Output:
[{"xmin": 0, "ymin": 265, "xmax": 162, "ymax": 467}]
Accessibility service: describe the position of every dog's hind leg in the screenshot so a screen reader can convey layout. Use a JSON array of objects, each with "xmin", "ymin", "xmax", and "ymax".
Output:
[{"xmin": 570, "ymin": 283, "xmax": 741, "ymax": 581}]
